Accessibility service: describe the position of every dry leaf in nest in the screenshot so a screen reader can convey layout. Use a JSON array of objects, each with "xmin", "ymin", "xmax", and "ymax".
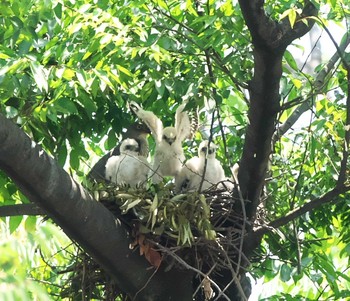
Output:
[
  {"xmin": 130, "ymin": 234, "xmax": 162, "ymax": 268},
  {"xmin": 203, "ymin": 276, "xmax": 214, "ymax": 300}
]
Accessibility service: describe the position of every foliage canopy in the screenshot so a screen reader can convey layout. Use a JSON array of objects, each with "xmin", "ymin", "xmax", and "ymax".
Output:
[{"xmin": 0, "ymin": 0, "xmax": 350, "ymax": 300}]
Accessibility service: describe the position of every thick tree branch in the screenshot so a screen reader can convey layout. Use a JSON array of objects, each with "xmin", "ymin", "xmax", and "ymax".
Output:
[
  {"xmin": 277, "ymin": 2, "xmax": 318, "ymax": 48},
  {"xmin": 237, "ymin": 0, "xmax": 317, "ymax": 220},
  {"xmin": 0, "ymin": 203, "xmax": 45, "ymax": 217},
  {"xmin": 0, "ymin": 113, "xmax": 193, "ymax": 301},
  {"xmin": 238, "ymin": 0, "xmax": 317, "ymax": 51}
]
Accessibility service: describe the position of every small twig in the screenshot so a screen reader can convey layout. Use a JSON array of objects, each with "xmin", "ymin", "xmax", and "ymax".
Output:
[
  {"xmin": 275, "ymin": 28, "xmax": 350, "ymax": 141},
  {"xmin": 255, "ymin": 184, "xmax": 350, "ymax": 236},
  {"xmin": 219, "ymin": 176, "xmax": 250, "ymax": 301},
  {"xmin": 38, "ymin": 248, "xmax": 55, "ymax": 270},
  {"xmin": 319, "ymin": 18, "xmax": 350, "ymax": 70},
  {"xmin": 192, "ymin": 263, "xmax": 217, "ymax": 298},
  {"xmin": 199, "ymin": 48, "xmax": 216, "ymax": 192},
  {"xmin": 198, "ymin": 112, "xmax": 215, "ymax": 192},
  {"xmin": 153, "ymin": 241, "xmax": 231, "ymax": 301},
  {"xmin": 288, "ymin": 113, "xmax": 313, "ymax": 273},
  {"xmin": 337, "ymin": 63, "xmax": 350, "ymax": 187},
  {"xmin": 315, "ymin": 266, "xmax": 350, "ymax": 301},
  {"xmin": 215, "ymin": 241, "xmax": 248, "ymax": 301},
  {"xmin": 152, "ymin": 6, "xmax": 196, "ymax": 34},
  {"xmin": 211, "ymin": 51, "xmax": 249, "ymax": 90},
  {"xmin": 81, "ymin": 256, "xmax": 87, "ymax": 301},
  {"xmin": 132, "ymin": 266, "xmax": 160, "ymax": 301}
]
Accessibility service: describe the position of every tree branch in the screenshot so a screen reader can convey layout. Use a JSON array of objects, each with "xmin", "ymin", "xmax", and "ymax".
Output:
[
  {"xmin": 237, "ymin": 0, "xmax": 317, "ymax": 220},
  {"xmin": 256, "ymin": 184, "xmax": 350, "ymax": 236},
  {"xmin": 238, "ymin": 0, "xmax": 317, "ymax": 51},
  {"xmin": 0, "ymin": 203, "xmax": 45, "ymax": 217},
  {"xmin": 275, "ymin": 31, "xmax": 350, "ymax": 140},
  {"xmin": 278, "ymin": 1, "xmax": 318, "ymax": 48},
  {"xmin": 151, "ymin": 4, "xmax": 248, "ymax": 91},
  {"xmin": 0, "ymin": 113, "xmax": 193, "ymax": 301},
  {"xmin": 337, "ymin": 59, "xmax": 350, "ymax": 187}
]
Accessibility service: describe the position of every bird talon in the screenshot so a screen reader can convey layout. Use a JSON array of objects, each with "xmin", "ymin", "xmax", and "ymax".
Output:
[{"xmin": 129, "ymin": 101, "xmax": 140, "ymax": 113}]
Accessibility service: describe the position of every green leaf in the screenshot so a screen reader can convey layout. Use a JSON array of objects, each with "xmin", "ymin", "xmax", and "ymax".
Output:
[
  {"xmin": 121, "ymin": 198, "xmax": 143, "ymax": 212},
  {"xmin": 280, "ymin": 263, "xmax": 292, "ymax": 282},
  {"xmin": 155, "ymin": 80, "xmax": 165, "ymax": 96},
  {"xmin": 54, "ymin": 98, "xmax": 78, "ymax": 115},
  {"xmin": 280, "ymin": 8, "xmax": 291, "ymax": 21},
  {"xmin": 29, "ymin": 61, "xmax": 48, "ymax": 93},
  {"xmin": 2, "ymin": 58, "xmax": 27, "ymax": 76},
  {"xmin": 185, "ymin": 0, "xmax": 198, "ymax": 16},
  {"xmin": 68, "ymin": 23, "xmax": 82, "ymax": 35},
  {"xmin": 0, "ymin": 53, "xmax": 10, "ymax": 59},
  {"xmin": 284, "ymin": 50, "xmax": 299, "ymax": 71},
  {"xmin": 288, "ymin": 9, "xmax": 297, "ymax": 28},
  {"xmin": 77, "ymin": 91, "xmax": 97, "ymax": 118},
  {"xmin": 79, "ymin": 3, "xmax": 92, "ymax": 13},
  {"xmin": 18, "ymin": 40, "xmax": 32, "ymax": 55},
  {"xmin": 150, "ymin": 193, "xmax": 158, "ymax": 212},
  {"xmin": 57, "ymin": 144, "xmax": 68, "ymax": 167},
  {"xmin": 25, "ymin": 216, "xmax": 37, "ymax": 232},
  {"xmin": 53, "ymin": 2, "xmax": 62, "ymax": 19},
  {"xmin": 69, "ymin": 148, "xmax": 80, "ymax": 170},
  {"xmin": 263, "ymin": 259, "xmax": 280, "ymax": 281},
  {"xmin": 105, "ymin": 130, "xmax": 117, "ymax": 150},
  {"xmin": 329, "ymin": 0, "xmax": 336, "ymax": 9},
  {"xmin": 62, "ymin": 68, "xmax": 75, "ymax": 80},
  {"xmin": 9, "ymin": 216, "xmax": 22, "ymax": 233},
  {"xmin": 116, "ymin": 64, "xmax": 133, "ymax": 77},
  {"xmin": 340, "ymin": 243, "xmax": 350, "ymax": 258},
  {"xmin": 10, "ymin": 16, "xmax": 23, "ymax": 29}
]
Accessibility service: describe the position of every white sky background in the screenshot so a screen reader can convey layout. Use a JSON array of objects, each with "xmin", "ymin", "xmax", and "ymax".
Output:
[{"xmin": 248, "ymin": 12, "xmax": 349, "ymax": 301}]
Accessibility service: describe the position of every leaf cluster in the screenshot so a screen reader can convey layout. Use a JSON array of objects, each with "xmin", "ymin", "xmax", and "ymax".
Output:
[{"xmin": 97, "ymin": 183, "xmax": 217, "ymax": 247}]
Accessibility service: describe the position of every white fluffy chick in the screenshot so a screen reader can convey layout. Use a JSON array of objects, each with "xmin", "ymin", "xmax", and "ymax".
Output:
[
  {"xmin": 130, "ymin": 101, "xmax": 196, "ymax": 183},
  {"xmin": 88, "ymin": 122, "xmax": 150, "ymax": 183},
  {"xmin": 105, "ymin": 138, "xmax": 150, "ymax": 188},
  {"xmin": 175, "ymin": 140, "xmax": 225, "ymax": 192}
]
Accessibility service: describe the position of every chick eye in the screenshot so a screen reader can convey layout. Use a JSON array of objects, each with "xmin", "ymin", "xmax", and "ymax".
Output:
[{"xmin": 137, "ymin": 125, "xmax": 142, "ymax": 129}]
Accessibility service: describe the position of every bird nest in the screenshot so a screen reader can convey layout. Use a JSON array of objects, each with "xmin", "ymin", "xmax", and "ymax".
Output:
[
  {"xmin": 96, "ymin": 180, "xmax": 250, "ymax": 273},
  {"xmin": 58, "ymin": 181, "xmax": 252, "ymax": 300}
]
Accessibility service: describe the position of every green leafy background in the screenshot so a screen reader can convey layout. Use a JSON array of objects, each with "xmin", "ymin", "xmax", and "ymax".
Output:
[{"xmin": 1, "ymin": 0, "xmax": 350, "ymax": 299}]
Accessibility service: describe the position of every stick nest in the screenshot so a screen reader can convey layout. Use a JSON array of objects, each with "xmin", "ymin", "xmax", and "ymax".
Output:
[
  {"xmin": 58, "ymin": 181, "xmax": 255, "ymax": 300},
  {"xmin": 96, "ymin": 181, "xmax": 249, "ymax": 273}
]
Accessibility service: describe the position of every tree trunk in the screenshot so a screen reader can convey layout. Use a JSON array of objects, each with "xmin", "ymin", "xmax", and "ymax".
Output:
[{"xmin": 237, "ymin": 0, "xmax": 318, "ymax": 220}]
